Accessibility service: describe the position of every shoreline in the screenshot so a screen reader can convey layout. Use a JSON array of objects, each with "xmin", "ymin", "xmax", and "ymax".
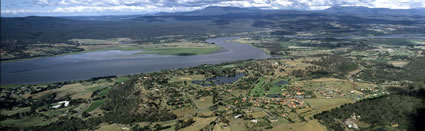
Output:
[{"xmin": 1, "ymin": 37, "xmax": 269, "ymax": 85}]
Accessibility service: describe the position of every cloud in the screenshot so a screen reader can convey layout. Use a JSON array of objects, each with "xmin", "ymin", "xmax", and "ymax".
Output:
[
  {"xmin": 1, "ymin": 9, "xmax": 41, "ymax": 14},
  {"xmin": 374, "ymin": 0, "xmax": 425, "ymax": 9},
  {"xmin": 2, "ymin": 0, "xmax": 425, "ymax": 16},
  {"xmin": 51, "ymin": 5, "xmax": 202, "ymax": 13},
  {"xmin": 37, "ymin": 0, "xmax": 51, "ymax": 5}
]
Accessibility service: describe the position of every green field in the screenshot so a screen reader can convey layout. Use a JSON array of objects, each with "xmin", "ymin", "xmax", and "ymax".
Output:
[
  {"xmin": 98, "ymin": 88, "xmax": 111, "ymax": 97},
  {"xmin": 266, "ymin": 85, "xmax": 283, "ymax": 95},
  {"xmin": 0, "ymin": 116, "xmax": 58, "ymax": 128},
  {"xmin": 86, "ymin": 85, "xmax": 107, "ymax": 92},
  {"xmin": 1, "ymin": 107, "xmax": 30, "ymax": 116},
  {"xmin": 250, "ymin": 77, "xmax": 266, "ymax": 97},
  {"xmin": 86, "ymin": 99, "xmax": 105, "ymax": 112},
  {"xmin": 115, "ymin": 76, "xmax": 130, "ymax": 83},
  {"xmin": 266, "ymin": 79, "xmax": 289, "ymax": 95}
]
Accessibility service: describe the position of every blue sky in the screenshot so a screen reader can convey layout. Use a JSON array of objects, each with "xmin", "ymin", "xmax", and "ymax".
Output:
[{"xmin": 2, "ymin": 0, "xmax": 425, "ymax": 17}]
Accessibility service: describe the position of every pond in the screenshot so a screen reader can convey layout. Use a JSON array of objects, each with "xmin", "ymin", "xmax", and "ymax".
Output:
[
  {"xmin": 274, "ymin": 80, "xmax": 289, "ymax": 87},
  {"xmin": 192, "ymin": 73, "xmax": 245, "ymax": 86}
]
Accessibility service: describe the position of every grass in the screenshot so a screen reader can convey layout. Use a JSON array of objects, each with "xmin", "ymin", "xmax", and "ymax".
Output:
[
  {"xmin": 195, "ymin": 96, "xmax": 213, "ymax": 109},
  {"xmin": 42, "ymin": 107, "xmax": 71, "ymax": 117},
  {"xmin": 266, "ymin": 86, "xmax": 283, "ymax": 95},
  {"xmin": 169, "ymin": 75, "xmax": 205, "ymax": 83},
  {"xmin": 93, "ymin": 45, "xmax": 142, "ymax": 51},
  {"xmin": 180, "ymin": 117, "xmax": 217, "ymax": 131},
  {"xmin": 280, "ymin": 41, "xmax": 296, "ymax": 48},
  {"xmin": 230, "ymin": 89, "xmax": 249, "ymax": 97},
  {"xmin": 228, "ymin": 118, "xmax": 247, "ymax": 131},
  {"xmin": 172, "ymin": 107, "xmax": 197, "ymax": 118},
  {"xmin": 86, "ymin": 99, "xmax": 105, "ymax": 112},
  {"xmin": 390, "ymin": 61, "xmax": 409, "ymax": 67},
  {"xmin": 0, "ymin": 116, "xmax": 58, "ymax": 127},
  {"xmin": 1, "ymin": 43, "xmax": 142, "ymax": 63},
  {"xmin": 96, "ymin": 123, "xmax": 127, "ymax": 131},
  {"xmin": 55, "ymin": 83, "xmax": 93, "ymax": 99},
  {"xmin": 250, "ymin": 77, "xmax": 266, "ymax": 97},
  {"xmin": 115, "ymin": 76, "xmax": 130, "ymax": 84},
  {"xmin": 2, "ymin": 38, "xmax": 220, "ymax": 63},
  {"xmin": 0, "ymin": 84, "xmax": 22, "ymax": 88},
  {"xmin": 1, "ymin": 107, "xmax": 31, "ymax": 116},
  {"xmin": 214, "ymin": 122, "xmax": 231, "ymax": 131},
  {"xmin": 139, "ymin": 47, "xmax": 220, "ymax": 56},
  {"xmin": 270, "ymin": 120, "xmax": 327, "ymax": 131},
  {"xmin": 98, "ymin": 88, "xmax": 111, "ymax": 97},
  {"xmin": 86, "ymin": 85, "xmax": 107, "ymax": 92},
  {"xmin": 221, "ymin": 64, "xmax": 236, "ymax": 69},
  {"xmin": 248, "ymin": 111, "xmax": 268, "ymax": 118},
  {"xmin": 409, "ymin": 39, "xmax": 425, "ymax": 45},
  {"xmin": 307, "ymin": 78, "xmax": 375, "ymax": 97},
  {"xmin": 302, "ymin": 98, "xmax": 353, "ymax": 118}
]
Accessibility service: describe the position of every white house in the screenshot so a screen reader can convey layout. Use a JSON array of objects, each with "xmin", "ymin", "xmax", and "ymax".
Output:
[{"xmin": 51, "ymin": 101, "xmax": 70, "ymax": 109}]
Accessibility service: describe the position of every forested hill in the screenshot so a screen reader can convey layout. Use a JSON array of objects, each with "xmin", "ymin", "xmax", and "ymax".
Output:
[
  {"xmin": 2, "ymin": 6, "xmax": 425, "ymax": 44},
  {"xmin": 322, "ymin": 6, "xmax": 425, "ymax": 16},
  {"xmin": 0, "ymin": 16, "xmax": 259, "ymax": 43}
]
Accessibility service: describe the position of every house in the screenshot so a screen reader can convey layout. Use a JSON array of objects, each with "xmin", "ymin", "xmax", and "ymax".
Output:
[
  {"xmin": 296, "ymin": 92, "xmax": 305, "ymax": 95},
  {"xmin": 52, "ymin": 104, "xmax": 61, "ymax": 109},
  {"xmin": 281, "ymin": 113, "xmax": 288, "ymax": 117},
  {"xmin": 234, "ymin": 114, "xmax": 243, "ymax": 119},
  {"xmin": 51, "ymin": 101, "xmax": 70, "ymax": 109},
  {"xmin": 344, "ymin": 119, "xmax": 359, "ymax": 129}
]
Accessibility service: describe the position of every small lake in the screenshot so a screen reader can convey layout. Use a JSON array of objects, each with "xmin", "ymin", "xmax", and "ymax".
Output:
[
  {"xmin": 192, "ymin": 73, "xmax": 245, "ymax": 86},
  {"xmin": 274, "ymin": 80, "xmax": 289, "ymax": 86},
  {"xmin": 1, "ymin": 37, "xmax": 269, "ymax": 84}
]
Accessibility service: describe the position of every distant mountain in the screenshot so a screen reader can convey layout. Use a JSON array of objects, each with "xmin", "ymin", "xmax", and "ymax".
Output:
[
  {"xmin": 323, "ymin": 6, "xmax": 425, "ymax": 16},
  {"xmin": 155, "ymin": 6, "xmax": 284, "ymax": 16},
  {"xmin": 61, "ymin": 15, "xmax": 144, "ymax": 21},
  {"xmin": 155, "ymin": 6, "xmax": 425, "ymax": 17}
]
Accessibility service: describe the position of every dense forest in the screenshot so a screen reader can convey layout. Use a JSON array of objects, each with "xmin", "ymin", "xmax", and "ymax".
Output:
[
  {"xmin": 102, "ymin": 78, "xmax": 177, "ymax": 123},
  {"xmin": 291, "ymin": 55, "xmax": 358, "ymax": 79},
  {"xmin": 358, "ymin": 57, "xmax": 425, "ymax": 84},
  {"xmin": 314, "ymin": 88, "xmax": 425, "ymax": 130}
]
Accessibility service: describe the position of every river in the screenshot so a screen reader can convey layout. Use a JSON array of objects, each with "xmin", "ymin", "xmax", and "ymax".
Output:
[{"xmin": 1, "ymin": 37, "xmax": 269, "ymax": 84}]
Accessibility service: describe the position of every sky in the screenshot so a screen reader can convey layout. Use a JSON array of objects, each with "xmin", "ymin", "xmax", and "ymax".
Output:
[{"xmin": 1, "ymin": 0, "xmax": 425, "ymax": 17}]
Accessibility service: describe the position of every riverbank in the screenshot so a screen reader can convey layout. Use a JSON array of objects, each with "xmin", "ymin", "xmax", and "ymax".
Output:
[
  {"xmin": 1, "ymin": 39, "xmax": 221, "ymax": 63},
  {"xmin": 1, "ymin": 37, "xmax": 269, "ymax": 84}
]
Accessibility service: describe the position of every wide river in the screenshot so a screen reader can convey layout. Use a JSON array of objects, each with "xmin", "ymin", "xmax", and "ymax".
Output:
[{"xmin": 1, "ymin": 37, "xmax": 269, "ymax": 84}]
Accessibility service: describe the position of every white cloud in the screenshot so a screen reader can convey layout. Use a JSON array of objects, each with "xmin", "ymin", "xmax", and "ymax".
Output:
[
  {"xmin": 374, "ymin": 0, "xmax": 425, "ymax": 9},
  {"xmin": 36, "ymin": 0, "xmax": 52, "ymax": 5},
  {"xmin": 1, "ymin": 9, "xmax": 41, "ymax": 14},
  {"xmin": 52, "ymin": 5, "xmax": 202, "ymax": 13}
]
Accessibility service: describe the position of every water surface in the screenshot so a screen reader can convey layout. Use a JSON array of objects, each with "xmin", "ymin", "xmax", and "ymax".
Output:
[
  {"xmin": 1, "ymin": 37, "xmax": 269, "ymax": 84},
  {"xmin": 192, "ymin": 73, "xmax": 245, "ymax": 86}
]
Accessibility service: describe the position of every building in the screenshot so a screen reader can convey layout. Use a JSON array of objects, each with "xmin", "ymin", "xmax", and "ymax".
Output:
[{"xmin": 51, "ymin": 101, "xmax": 70, "ymax": 109}]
